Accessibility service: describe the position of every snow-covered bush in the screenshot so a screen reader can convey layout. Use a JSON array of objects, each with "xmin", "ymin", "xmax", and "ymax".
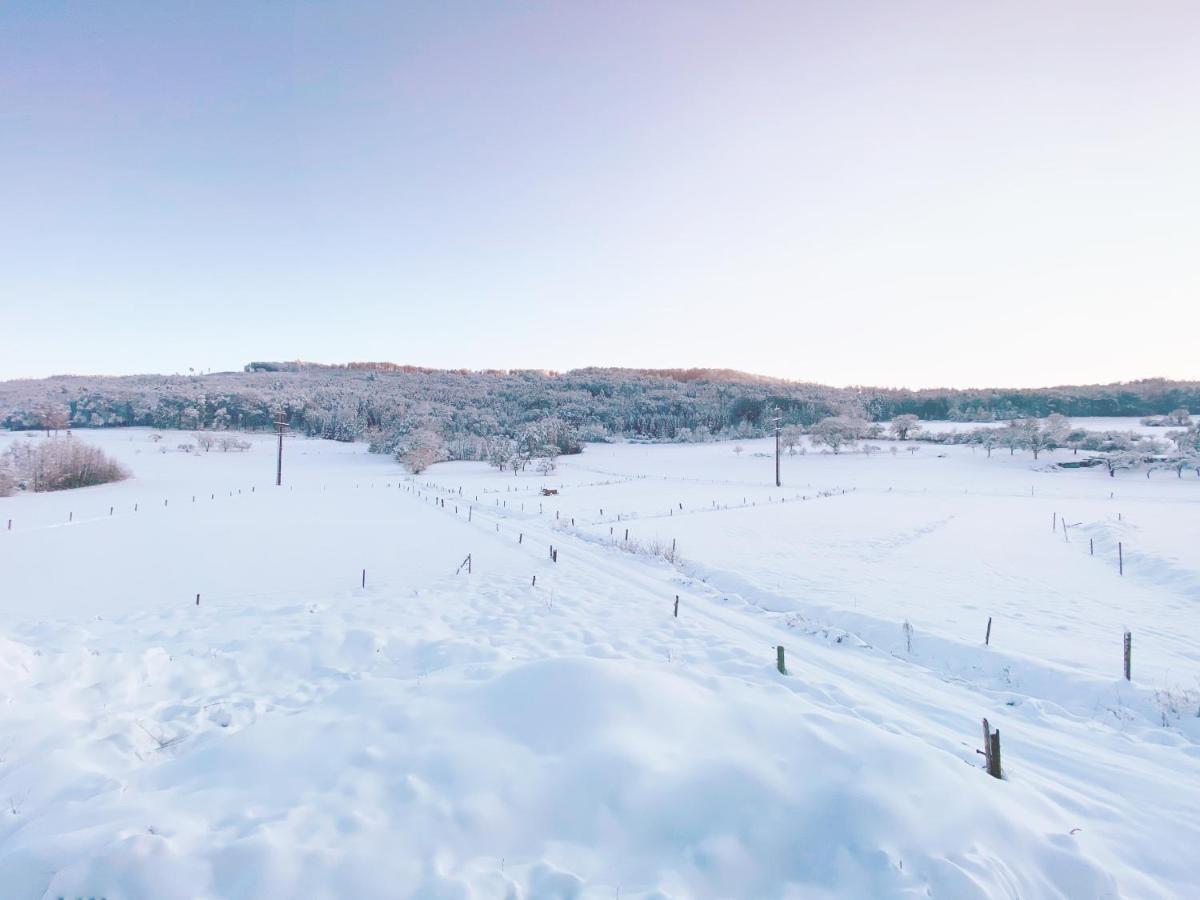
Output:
[
  {"xmin": 614, "ymin": 534, "xmax": 681, "ymax": 565},
  {"xmin": 3, "ymin": 436, "xmax": 129, "ymax": 492}
]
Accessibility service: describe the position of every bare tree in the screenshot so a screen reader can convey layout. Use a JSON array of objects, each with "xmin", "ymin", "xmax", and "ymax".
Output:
[{"xmin": 38, "ymin": 404, "xmax": 70, "ymax": 436}]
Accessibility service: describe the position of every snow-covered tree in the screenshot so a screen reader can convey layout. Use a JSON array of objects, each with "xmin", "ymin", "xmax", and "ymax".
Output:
[
  {"xmin": 1000, "ymin": 420, "xmax": 1025, "ymax": 455},
  {"xmin": 1166, "ymin": 424, "xmax": 1200, "ymax": 454},
  {"xmin": 971, "ymin": 427, "xmax": 999, "ymax": 458},
  {"xmin": 810, "ymin": 417, "xmax": 858, "ymax": 454},
  {"xmin": 780, "ymin": 425, "xmax": 803, "ymax": 455},
  {"xmin": 1018, "ymin": 415, "xmax": 1069, "ymax": 460},
  {"xmin": 397, "ymin": 428, "xmax": 448, "ymax": 474},
  {"xmin": 0, "ymin": 458, "xmax": 13, "ymax": 497},
  {"xmin": 889, "ymin": 414, "xmax": 920, "ymax": 441}
]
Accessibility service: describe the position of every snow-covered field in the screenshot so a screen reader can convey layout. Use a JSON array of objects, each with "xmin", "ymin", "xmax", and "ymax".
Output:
[{"xmin": 1, "ymin": 426, "xmax": 1198, "ymax": 899}]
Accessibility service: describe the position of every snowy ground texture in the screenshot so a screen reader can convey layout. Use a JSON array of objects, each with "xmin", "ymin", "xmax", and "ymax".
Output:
[{"xmin": 1, "ymin": 425, "xmax": 1198, "ymax": 899}]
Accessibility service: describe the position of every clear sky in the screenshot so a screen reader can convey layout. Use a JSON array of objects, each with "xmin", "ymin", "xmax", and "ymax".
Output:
[{"xmin": 2, "ymin": 1, "xmax": 1197, "ymax": 387}]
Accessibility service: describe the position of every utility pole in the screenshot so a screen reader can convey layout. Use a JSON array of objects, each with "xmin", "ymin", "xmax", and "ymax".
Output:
[
  {"xmin": 274, "ymin": 412, "xmax": 289, "ymax": 486},
  {"xmin": 771, "ymin": 408, "xmax": 782, "ymax": 487}
]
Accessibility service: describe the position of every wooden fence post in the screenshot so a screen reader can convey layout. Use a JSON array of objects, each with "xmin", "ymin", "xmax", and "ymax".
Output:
[
  {"xmin": 985, "ymin": 617, "xmax": 992, "ymax": 646},
  {"xmin": 1119, "ymin": 541, "xmax": 1124, "ymax": 575},
  {"xmin": 195, "ymin": 593, "xmax": 200, "ymax": 606},
  {"xmin": 674, "ymin": 595, "xmax": 679, "ymax": 618},
  {"xmin": 1124, "ymin": 631, "xmax": 1131, "ymax": 681},
  {"xmin": 982, "ymin": 718, "xmax": 1002, "ymax": 779},
  {"xmin": 776, "ymin": 646, "xmax": 787, "ymax": 675}
]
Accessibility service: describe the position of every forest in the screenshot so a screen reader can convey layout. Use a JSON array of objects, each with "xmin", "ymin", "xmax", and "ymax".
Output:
[{"xmin": 2, "ymin": 364, "xmax": 1197, "ymax": 458}]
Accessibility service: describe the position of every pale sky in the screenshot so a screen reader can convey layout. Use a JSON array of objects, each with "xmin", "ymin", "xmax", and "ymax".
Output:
[{"xmin": 2, "ymin": 1, "xmax": 1197, "ymax": 387}]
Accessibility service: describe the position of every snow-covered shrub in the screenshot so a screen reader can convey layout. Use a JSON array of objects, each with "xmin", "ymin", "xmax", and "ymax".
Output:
[
  {"xmin": 1153, "ymin": 685, "xmax": 1200, "ymax": 727},
  {"xmin": 3, "ymin": 436, "xmax": 129, "ymax": 492},
  {"xmin": 613, "ymin": 534, "xmax": 681, "ymax": 565}
]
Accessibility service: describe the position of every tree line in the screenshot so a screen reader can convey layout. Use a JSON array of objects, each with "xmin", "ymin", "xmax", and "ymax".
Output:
[{"xmin": 2, "ymin": 365, "xmax": 1198, "ymax": 457}]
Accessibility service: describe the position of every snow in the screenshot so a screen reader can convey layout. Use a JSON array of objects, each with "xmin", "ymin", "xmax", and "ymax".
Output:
[{"xmin": 1, "ymin": 426, "xmax": 1198, "ymax": 898}]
